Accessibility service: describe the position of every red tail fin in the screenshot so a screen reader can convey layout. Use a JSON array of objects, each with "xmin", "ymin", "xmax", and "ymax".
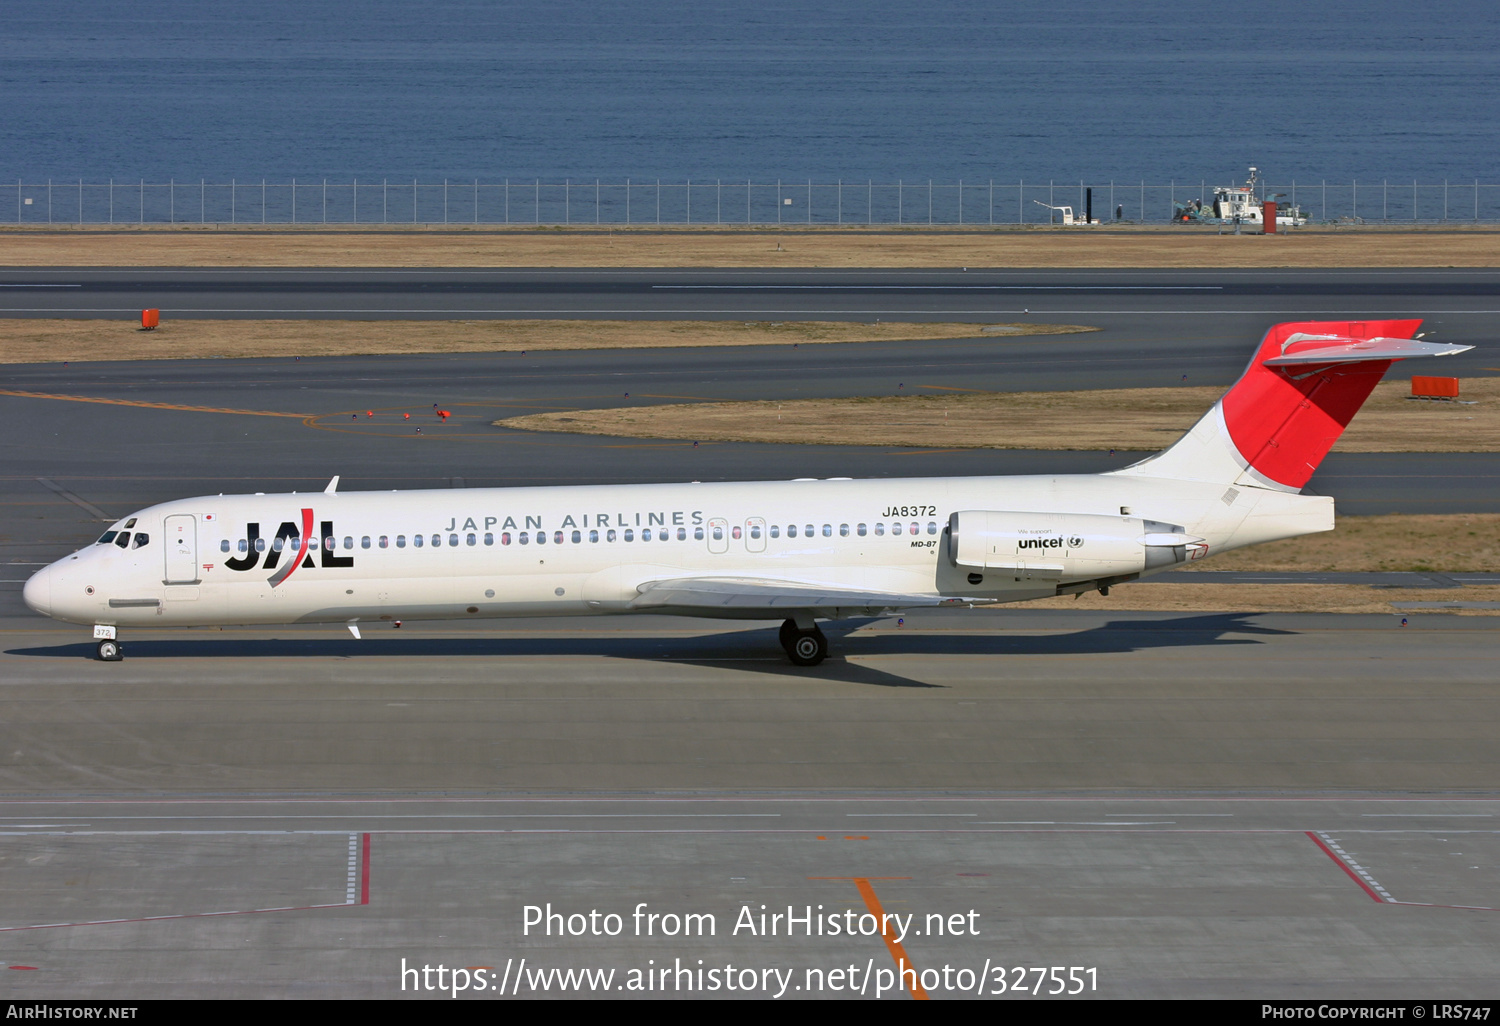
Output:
[
  {"xmin": 1221, "ymin": 319, "xmax": 1422, "ymax": 489},
  {"xmin": 1112, "ymin": 319, "xmax": 1471, "ymax": 491}
]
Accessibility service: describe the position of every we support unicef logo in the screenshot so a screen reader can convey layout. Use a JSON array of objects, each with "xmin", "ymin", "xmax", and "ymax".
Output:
[{"xmin": 1067, "ymin": 536, "xmax": 1084, "ymax": 548}]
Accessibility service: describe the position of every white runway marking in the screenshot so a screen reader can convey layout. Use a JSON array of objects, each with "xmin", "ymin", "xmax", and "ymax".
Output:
[{"xmin": 345, "ymin": 832, "xmax": 359, "ymax": 905}]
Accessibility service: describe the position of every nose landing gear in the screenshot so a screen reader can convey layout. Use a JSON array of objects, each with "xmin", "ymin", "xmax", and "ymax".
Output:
[
  {"xmin": 93, "ymin": 625, "xmax": 122, "ymax": 661},
  {"xmin": 778, "ymin": 618, "xmax": 828, "ymax": 666}
]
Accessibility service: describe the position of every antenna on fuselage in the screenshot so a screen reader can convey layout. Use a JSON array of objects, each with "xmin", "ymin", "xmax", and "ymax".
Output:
[{"xmin": 324, "ymin": 476, "xmax": 340, "ymax": 495}]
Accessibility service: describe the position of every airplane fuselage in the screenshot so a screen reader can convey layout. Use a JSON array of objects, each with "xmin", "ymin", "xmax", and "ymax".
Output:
[{"xmin": 25, "ymin": 472, "xmax": 1331, "ymax": 630}]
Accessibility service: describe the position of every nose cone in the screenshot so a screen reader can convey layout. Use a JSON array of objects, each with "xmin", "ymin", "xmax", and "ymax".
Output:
[{"xmin": 23, "ymin": 567, "xmax": 52, "ymax": 617}]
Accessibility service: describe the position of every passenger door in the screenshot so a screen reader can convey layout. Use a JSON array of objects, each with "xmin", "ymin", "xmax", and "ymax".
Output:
[{"xmin": 164, "ymin": 514, "xmax": 198, "ymax": 584}]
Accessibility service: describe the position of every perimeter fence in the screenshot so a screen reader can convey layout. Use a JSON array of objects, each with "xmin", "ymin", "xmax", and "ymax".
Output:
[{"xmin": 6, "ymin": 178, "xmax": 1500, "ymax": 226}]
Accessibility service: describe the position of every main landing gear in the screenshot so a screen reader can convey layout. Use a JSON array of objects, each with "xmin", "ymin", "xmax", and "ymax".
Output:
[{"xmin": 778, "ymin": 619, "xmax": 828, "ymax": 666}]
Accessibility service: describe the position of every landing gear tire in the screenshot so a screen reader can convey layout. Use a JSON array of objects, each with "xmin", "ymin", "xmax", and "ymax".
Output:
[
  {"xmin": 780, "ymin": 620, "xmax": 828, "ymax": 667},
  {"xmin": 95, "ymin": 639, "xmax": 122, "ymax": 662}
]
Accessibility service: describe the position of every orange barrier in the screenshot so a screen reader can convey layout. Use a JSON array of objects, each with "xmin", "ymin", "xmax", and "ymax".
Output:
[
  {"xmin": 140, "ymin": 308, "xmax": 159, "ymax": 329},
  {"xmin": 1411, "ymin": 375, "xmax": 1459, "ymax": 398}
]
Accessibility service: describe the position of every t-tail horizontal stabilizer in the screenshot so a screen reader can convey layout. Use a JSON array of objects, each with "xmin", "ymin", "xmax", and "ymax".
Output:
[
  {"xmin": 1264, "ymin": 334, "xmax": 1472, "ymax": 366},
  {"xmin": 1110, "ymin": 319, "xmax": 1472, "ymax": 492}
]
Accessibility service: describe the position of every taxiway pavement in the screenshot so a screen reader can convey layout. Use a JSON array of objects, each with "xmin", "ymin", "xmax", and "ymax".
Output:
[{"xmin": 2, "ymin": 611, "xmax": 1499, "ymax": 998}]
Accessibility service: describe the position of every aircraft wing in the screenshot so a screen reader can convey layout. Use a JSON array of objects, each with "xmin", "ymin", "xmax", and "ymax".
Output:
[{"xmin": 629, "ymin": 576, "xmax": 975, "ymax": 615}]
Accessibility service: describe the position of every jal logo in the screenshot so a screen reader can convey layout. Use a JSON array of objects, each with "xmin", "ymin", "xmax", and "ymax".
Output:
[{"xmin": 224, "ymin": 508, "xmax": 353, "ymax": 586}]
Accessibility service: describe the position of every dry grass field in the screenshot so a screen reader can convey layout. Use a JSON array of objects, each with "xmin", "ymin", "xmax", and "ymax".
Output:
[
  {"xmin": 1179, "ymin": 513, "xmax": 1499, "ymax": 573},
  {"xmin": 4, "ymin": 225, "xmax": 1500, "ymax": 267},
  {"xmin": 0, "ymin": 318, "xmax": 1092, "ymax": 364},
  {"xmin": 498, "ymin": 377, "xmax": 1500, "ymax": 453},
  {"xmin": 1025, "ymin": 583, "xmax": 1499, "ymax": 615}
]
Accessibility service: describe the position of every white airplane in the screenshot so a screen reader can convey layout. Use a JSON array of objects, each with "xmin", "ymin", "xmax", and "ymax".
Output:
[{"xmin": 23, "ymin": 319, "xmax": 1469, "ymax": 666}]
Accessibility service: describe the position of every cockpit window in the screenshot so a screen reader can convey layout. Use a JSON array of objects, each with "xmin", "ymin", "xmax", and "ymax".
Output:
[
  {"xmin": 114, "ymin": 532, "xmax": 130, "ymax": 548},
  {"xmin": 131, "ymin": 533, "xmax": 149, "ymax": 549},
  {"xmin": 123, "ymin": 518, "xmax": 137, "ymax": 529},
  {"xmin": 97, "ymin": 531, "xmax": 118, "ymax": 545}
]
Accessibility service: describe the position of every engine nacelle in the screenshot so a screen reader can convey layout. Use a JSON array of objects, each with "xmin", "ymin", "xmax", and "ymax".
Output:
[{"xmin": 947, "ymin": 510, "xmax": 1203, "ymax": 580}]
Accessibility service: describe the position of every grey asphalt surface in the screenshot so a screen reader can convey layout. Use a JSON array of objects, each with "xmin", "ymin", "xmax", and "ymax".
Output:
[
  {"xmin": 2, "ymin": 611, "xmax": 1500, "ymax": 998},
  {"xmin": 1, "ymin": 266, "xmax": 1497, "ymax": 998},
  {"xmin": 5, "ymin": 267, "xmax": 1500, "ymax": 327}
]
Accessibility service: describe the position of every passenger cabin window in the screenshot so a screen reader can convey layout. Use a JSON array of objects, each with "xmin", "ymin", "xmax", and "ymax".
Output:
[
  {"xmin": 927, "ymin": 522, "xmax": 938, "ymax": 535},
  {"xmin": 414, "ymin": 534, "xmax": 424, "ymax": 548},
  {"xmin": 731, "ymin": 526, "xmax": 742, "ymax": 540},
  {"xmin": 624, "ymin": 529, "xmax": 634, "ymax": 542},
  {"xmin": 220, "ymin": 539, "xmax": 230, "ymax": 553},
  {"xmin": 857, "ymin": 523, "xmax": 867, "ymax": 536},
  {"xmin": 589, "ymin": 530, "xmax": 599, "ymax": 543},
  {"xmin": 500, "ymin": 532, "xmax": 511, "ymax": 546},
  {"xmin": 380, "ymin": 536, "xmax": 389, "ymax": 548},
  {"xmin": 607, "ymin": 529, "xmax": 617, "ymax": 542},
  {"xmin": 554, "ymin": 531, "xmax": 564, "ymax": 545},
  {"xmin": 361, "ymin": 536, "xmax": 371, "ymax": 549},
  {"xmin": 238, "ymin": 539, "xmax": 249, "ymax": 553},
  {"xmin": 770, "ymin": 525, "xmax": 780, "ymax": 539},
  {"xmin": 571, "ymin": 530, "xmax": 581, "ymax": 544},
  {"xmin": 484, "ymin": 533, "xmax": 493, "ymax": 546},
  {"xmin": 519, "ymin": 532, "xmax": 529, "ymax": 545},
  {"xmin": 787, "ymin": 524, "xmax": 797, "ymax": 538},
  {"xmin": 875, "ymin": 523, "xmax": 885, "ymax": 536},
  {"xmin": 255, "ymin": 537, "xmax": 266, "ymax": 552},
  {"xmin": 467, "ymin": 533, "xmax": 477, "ymax": 546},
  {"xmin": 396, "ymin": 535, "xmax": 406, "ymax": 548},
  {"xmin": 693, "ymin": 527, "xmax": 704, "ymax": 541},
  {"xmin": 750, "ymin": 524, "xmax": 762, "ymax": 539}
]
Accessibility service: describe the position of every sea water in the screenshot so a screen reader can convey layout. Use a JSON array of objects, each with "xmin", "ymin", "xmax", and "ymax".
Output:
[{"xmin": 2, "ymin": 0, "xmax": 1495, "ymax": 181}]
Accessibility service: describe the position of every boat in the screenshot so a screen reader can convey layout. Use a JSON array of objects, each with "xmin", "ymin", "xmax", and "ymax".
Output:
[{"xmin": 1173, "ymin": 167, "xmax": 1307, "ymax": 227}]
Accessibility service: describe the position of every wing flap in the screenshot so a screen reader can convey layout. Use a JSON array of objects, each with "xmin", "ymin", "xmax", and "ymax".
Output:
[{"xmin": 630, "ymin": 576, "xmax": 968, "ymax": 613}]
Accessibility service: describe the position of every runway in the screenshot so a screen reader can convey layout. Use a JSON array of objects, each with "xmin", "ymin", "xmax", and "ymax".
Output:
[
  {"xmin": 4, "ymin": 267, "xmax": 1500, "ymax": 336},
  {"xmin": 2, "ymin": 265, "xmax": 1498, "ymax": 998}
]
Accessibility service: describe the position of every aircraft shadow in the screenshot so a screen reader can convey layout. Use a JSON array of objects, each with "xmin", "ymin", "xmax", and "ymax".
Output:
[{"xmin": 7, "ymin": 613, "xmax": 1291, "ymax": 689}]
